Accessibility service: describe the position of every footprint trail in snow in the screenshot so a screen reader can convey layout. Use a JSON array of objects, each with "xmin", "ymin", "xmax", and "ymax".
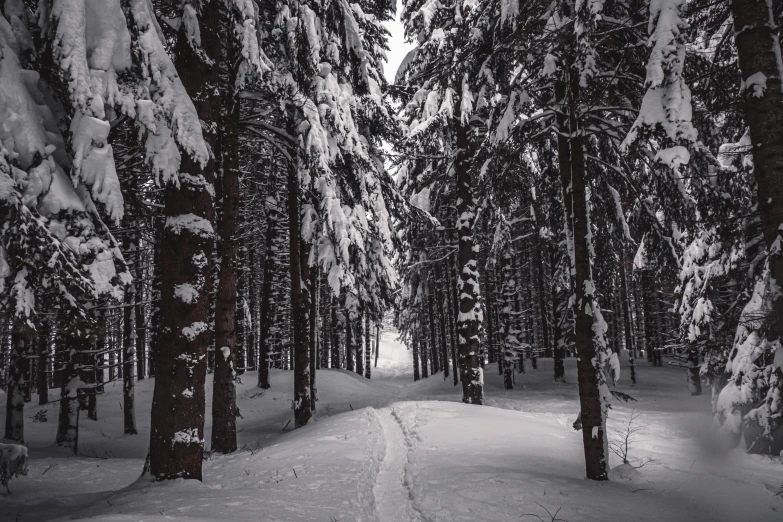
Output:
[{"xmin": 373, "ymin": 406, "xmax": 424, "ymax": 522}]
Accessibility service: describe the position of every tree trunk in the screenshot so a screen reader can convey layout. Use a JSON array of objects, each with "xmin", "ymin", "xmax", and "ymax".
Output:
[
  {"xmin": 149, "ymin": 0, "xmax": 221, "ymax": 480},
  {"xmin": 454, "ymin": 119, "xmax": 483, "ymax": 404},
  {"xmin": 435, "ymin": 261, "xmax": 450, "ymax": 380},
  {"xmin": 550, "ymin": 245, "xmax": 566, "ymax": 382},
  {"xmin": 331, "ymin": 296, "xmax": 340, "ymax": 369},
  {"xmin": 123, "ymin": 293, "xmax": 137, "ymax": 433},
  {"xmin": 450, "ymin": 238, "xmax": 460, "ymax": 385},
  {"xmin": 620, "ymin": 252, "xmax": 636, "ymax": 384},
  {"xmin": 122, "ymin": 233, "xmax": 137, "ymax": 432},
  {"xmin": 730, "ymin": 0, "xmax": 783, "ymax": 342},
  {"xmin": 561, "ymin": 77, "xmax": 609, "ymax": 481},
  {"xmin": 345, "ymin": 308, "xmax": 354, "ymax": 372},
  {"xmin": 310, "ymin": 264, "xmax": 318, "ymax": 405},
  {"xmin": 37, "ymin": 318, "xmax": 49, "ymax": 405},
  {"xmin": 57, "ymin": 326, "xmax": 88, "ymax": 454},
  {"xmin": 534, "ymin": 236, "xmax": 551, "ymax": 357},
  {"xmin": 135, "ymin": 236, "xmax": 146, "ymax": 380},
  {"xmin": 5, "ymin": 321, "xmax": 34, "ymax": 442},
  {"xmin": 257, "ymin": 189, "xmax": 278, "ymax": 389},
  {"xmin": 149, "ymin": 212, "xmax": 163, "ymax": 378},
  {"xmin": 412, "ymin": 336, "xmax": 421, "ymax": 381},
  {"xmin": 375, "ymin": 324, "xmax": 380, "ymax": 368},
  {"xmin": 356, "ymin": 307, "xmax": 364, "ymax": 377},
  {"xmin": 501, "ymin": 251, "xmax": 515, "ymax": 390},
  {"xmin": 364, "ymin": 311, "xmax": 371, "ymax": 378},
  {"xmin": 427, "ymin": 278, "xmax": 439, "ymax": 375},
  {"xmin": 419, "ymin": 313, "xmax": 429, "ymax": 379},
  {"xmin": 211, "ymin": 72, "xmax": 241, "ymax": 453},
  {"xmin": 287, "ymin": 159, "xmax": 312, "ymax": 428}
]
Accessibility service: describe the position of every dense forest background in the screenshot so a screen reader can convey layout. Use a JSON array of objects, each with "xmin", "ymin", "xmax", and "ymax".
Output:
[{"xmin": 0, "ymin": 0, "xmax": 781, "ymax": 490}]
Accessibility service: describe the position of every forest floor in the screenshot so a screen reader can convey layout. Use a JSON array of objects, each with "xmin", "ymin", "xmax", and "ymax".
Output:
[{"xmin": 1, "ymin": 332, "xmax": 782, "ymax": 521}]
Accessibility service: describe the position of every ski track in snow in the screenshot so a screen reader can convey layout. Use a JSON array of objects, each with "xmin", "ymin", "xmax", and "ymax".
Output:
[{"xmin": 373, "ymin": 405, "xmax": 425, "ymax": 522}]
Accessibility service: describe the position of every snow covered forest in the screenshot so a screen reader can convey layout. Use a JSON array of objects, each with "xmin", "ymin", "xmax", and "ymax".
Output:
[{"xmin": 0, "ymin": 0, "xmax": 782, "ymax": 519}]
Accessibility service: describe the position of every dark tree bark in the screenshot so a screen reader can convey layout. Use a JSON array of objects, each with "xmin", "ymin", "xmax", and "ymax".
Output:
[
  {"xmin": 500, "ymin": 251, "xmax": 515, "ymax": 390},
  {"xmin": 287, "ymin": 159, "xmax": 312, "ymax": 428},
  {"xmin": 321, "ymin": 292, "xmax": 330, "ymax": 369},
  {"xmin": 257, "ymin": 188, "xmax": 279, "ymax": 389},
  {"xmin": 345, "ymin": 309, "xmax": 354, "ymax": 372},
  {"xmin": 419, "ymin": 314, "xmax": 429, "ymax": 379},
  {"xmin": 427, "ymin": 279, "xmax": 439, "ymax": 375},
  {"xmin": 412, "ymin": 337, "xmax": 421, "ymax": 381},
  {"xmin": 331, "ymin": 296, "xmax": 340, "ymax": 369},
  {"xmin": 550, "ymin": 245, "xmax": 566, "ymax": 383},
  {"xmin": 135, "ymin": 232, "xmax": 146, "ymax": 381},
  {"xmin": 122, "ymin": 234, "xmax": 137, "ymax": 433},
  {"xmin": 730, "ymin": 0, "xmax": 783, "ymax": 343},
  {"xmin": 435, "ymin": 261, "xmax": 450, "ymax": 380},
  {"xmin": 364, "ymin": 311, "xmax": 371, "ymax": 379},
  {"xmin": 37, "ymin": 318, "xmax": 49, "ymax": 405},
  {"xmin": 247, "ymin": 247, "xmax": 257, "ymax": 372},
  {"xmin": 310, "ymin": 264, "xmax": 318, "ymax": 405},
  {"xmin": 57, "ymin": 326, "xmax": 89, "ymax": 454},
  {"xmin": 560, "ymin": 77, "xmax": 609, "ymax": 481},
  {"xmin": 453, "ymin": 115, "xmax": 483, "ymax": 403},
  {"xmin": 533, "ymin": 235, "xmax": 551, "ymax": 358},
  {"xmin": 4, "ymin": 322, "xmax": 34, "ymax": 442},
  {"xmin": 211, "ymin": 64, "xmax": 241, "ymax": 453},
  {"xmin": 356, "ymin": 307, "xmax": 364, "ymax": 377},
  {"xmin": 148, "ymin": 212, "xmax": 163, "ymax": 378},
  {"xmin": 449, "ymin": 246, "xmax": 460, "ymax": 385},
  {"xmin": 375, "ymin": 324, "xmax": 380, "ymax": 368},
  {"xmin": 620, "ymin": 253, "xmax": 636, "ymax": 384},
  {"xmin": 149, "ymin": 0, "xmax": 221, "ymax": 480}
]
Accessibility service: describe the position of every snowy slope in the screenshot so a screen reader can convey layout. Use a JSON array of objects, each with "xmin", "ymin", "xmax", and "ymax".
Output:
[{"xmin": 1, "ymin": 338, "xmax": 781, "ymax": 521}]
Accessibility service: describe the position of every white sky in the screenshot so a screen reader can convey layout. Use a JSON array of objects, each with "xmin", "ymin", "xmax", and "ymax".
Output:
[{"xmin": 382, "ymin": 2, "xmax": 415, "ymax": 84}]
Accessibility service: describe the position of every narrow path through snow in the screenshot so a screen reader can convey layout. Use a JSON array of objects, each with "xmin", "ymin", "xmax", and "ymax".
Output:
[{"xmin": 373, "ymin": 407, "xmax": 423, "ymax": 522}]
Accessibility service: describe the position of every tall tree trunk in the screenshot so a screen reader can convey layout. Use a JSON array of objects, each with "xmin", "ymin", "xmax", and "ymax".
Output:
[
  {"xmin": 257, "ymin": 189, "xmax": 278, "ymax": 389},
  {"xmin": 550, "ymin": 245, "xmax": 566, "ymax": 382},
  {"xmin": 211, "ymin": 69, "xmax": 241, "ymax": 454},
  {"xmin": 331, "ymin": 296, "xmax": 340, "ymax": 369},
  {"xmin": 58, "ymin": 326, "xmax": 88, "ymax": 454},
  {"xmin": 5, "ymin": 322, "xmax": 34, "ymax": 442},
  {"xmin": 148, "ymin": 212, "xmax": 163, "ymax": 378},
  {"xmin": 500, "ymin": 251, "xmax": 516, "ymax": 390},
  {"xmin": 96, "ymin": 313, "xmax": 106, "ymax": 393},
  {"xmin": 149, "ymin": 0, "xmax": 221, "ymax": 480},
  {"xmin": 345, "ymin": 308, "xmax": 354, "ymax": 372},
  {"xmin": 435, "ymin": 261, "xmax": 450, "ymax": 380},
  {"xmin": 287, "ymin": 159, "xmax": 312, "ymax": 428},
  {"xmin": 412, "ymin": 336, "xmax": 421, "ymax": 381},
  {"xmin": 730, "ymin": 0, "xmax": 783, "ymax": 341},
  {"xmin": 427, "ymin": 279, "xmax": 439, "ymax": 375},
  {"xmin": 454, "ymin": 116, "xmax": 483, "ymax": 403},
  {"xmin": 123, "ymin": 290, "xmax": 137, "ymax": 433},
  {"xmin": 419, "ymin": 311, "xmax": 429, "ymax": 379},
  {"xmin": 356, "ymin": 307, "xmax": 364, "ymax": 376},
  {"xmin": 534, "ymin": 236, "xmax": 551, "ymax": 357},
  {"xmin": 321, "ymin": 283, "xmax": 330, "ymax": 369},
  {"xmin": 375, "ymin": 324, "xmax": 380, "ymax": 368},
  {"xmin": 122, "ymin": 233, "xmax": 137, "ymax": 432},
  {"xmin": 135, "ymin": 237, "xmax": 146, "ymax": 381},
  {"xmin": 449, "ymin": 243, "xmax": 460, "ymax": 385},
  {"xmin": 247, "ymin": 247, "xmax": 257, "ymax": 372},
  {"xmin": 37, "ymin": 318, "xmax": 49, "ymax": 405},
  {"xmin": 310, "ymin": 265, "xmax": 318, "ymax": 405},
  {"xmin": 561, "ymin": 77, "xmax": 610, "ymax": 481},
  {"xmin": 364, "ymin": 312, "xmax": 371, "ymax": 378},
  {"xmin": 620, "ymin": 252, "xmax": 636, "ymax": 384}
]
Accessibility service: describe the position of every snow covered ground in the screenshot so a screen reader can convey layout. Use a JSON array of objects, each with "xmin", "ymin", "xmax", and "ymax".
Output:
[{"xmin": 1, "ymin": 331, "xmax": 781, "ymax": 521}]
